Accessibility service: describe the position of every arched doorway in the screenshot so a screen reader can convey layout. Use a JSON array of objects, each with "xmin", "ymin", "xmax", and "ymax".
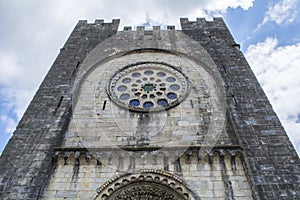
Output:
[{"xmin": 95, "ymin": 170, "xmax": 194, "ymax": 200}]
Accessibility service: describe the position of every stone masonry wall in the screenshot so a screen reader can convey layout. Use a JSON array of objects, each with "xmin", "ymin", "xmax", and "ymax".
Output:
[
  {"xmin": 0, "ymin": 17, "xmax": 299, "ymax": 200},
  {"xmin": 51, "ymin": 27, "xmax": 250, "ymax": 199},
  {"xmin": 43, "ymin": 149, "xmax": 252, "ymax": 200},
  {"xmin": 181, "ymin": 17, "xmax": 300, "ymax": 199},
  {"xmin": 0, "ymin": 19, "xmax": 120, "ymax": 200}
]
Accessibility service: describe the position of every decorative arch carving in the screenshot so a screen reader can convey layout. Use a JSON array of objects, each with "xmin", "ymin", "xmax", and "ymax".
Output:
[{"xmin": 94, "ymin": 169, "xmax": 194, "ymax": 200}]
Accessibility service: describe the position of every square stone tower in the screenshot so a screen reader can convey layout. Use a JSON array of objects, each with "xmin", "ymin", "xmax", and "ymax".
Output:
[{"xmin": 0, "ymin": 18, "xmax": 299, "ymax": 200}]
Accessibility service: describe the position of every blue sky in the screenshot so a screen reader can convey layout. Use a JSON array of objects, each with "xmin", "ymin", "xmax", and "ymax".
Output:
[{"xmin": 0, "ymin": 0, "xmax": 299, "ymax": 155}]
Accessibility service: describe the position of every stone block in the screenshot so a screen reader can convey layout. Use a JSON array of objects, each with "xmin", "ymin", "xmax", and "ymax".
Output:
[{"xmin": 56, "ymin": 191, "xmax": 77, "ymax": 198}]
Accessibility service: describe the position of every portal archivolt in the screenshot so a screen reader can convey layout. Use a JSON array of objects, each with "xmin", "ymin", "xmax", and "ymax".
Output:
[{"xmin": 94, "ymin": 170, "xmax": 192, "ymax": 200}]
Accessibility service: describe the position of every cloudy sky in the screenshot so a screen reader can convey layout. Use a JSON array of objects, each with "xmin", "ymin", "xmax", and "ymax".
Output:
[{"xmin": 0, "ymin": 0, "xmax": 299, "ymax": 155}]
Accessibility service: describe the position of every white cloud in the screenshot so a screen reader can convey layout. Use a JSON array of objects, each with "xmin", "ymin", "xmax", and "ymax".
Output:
[
  {"xmin": 0, "ymin": 50, "xmax": 49, "ymax": 119},
  {"xmin": 43, "ymin": 0, "xmax": 255, "ymax": 28},
  {"xmin": 256, "ymin": 0, "xmax": 298, "ymax": 30},
  {"xmin": 264, "ymin": 0, "xmax": 298, "ymax": 25},
  {"xmin": 245, "ymin": 37, "xmax": 300, "ymax": 154},
  {"xmin": 0, "ymin": 115, "xmax": 17, "ymax": 134},
  {"xmin": 201, "ymin": 0, "xmax": 254, "ymax": 11},
  {"xmin": 0, "ymin": 53, "xmax": 19, "ymax": 85}
]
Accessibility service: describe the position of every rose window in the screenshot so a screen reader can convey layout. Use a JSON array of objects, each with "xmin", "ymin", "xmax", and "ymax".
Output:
[{"xmin": 108, "ymin": 62, "xmax": 189, "ymax": 112}]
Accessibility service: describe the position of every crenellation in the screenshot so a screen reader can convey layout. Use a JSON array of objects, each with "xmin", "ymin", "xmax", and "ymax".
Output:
[
  {"xmin": 94, "ymin": 19, "xmax": 104, "ymax": 24},
  {"xmin": 180, "ymin": 18, "xmax": 189, "ymax": 24},
  {"xmin": 74, "ymin": 19, "xmax": 120, "ymax": 31},
  {"xmin": 123, "ymin": 26, "xmax": 132, "ymax": 31},
  {"xmin": 77, "ymin": 20, "xmax": 88, "ymax": 25},
  {"xmin": 181, "ymin": 17, "xmax": 236, "ymax": 45},
  {"xmin": 196, "ymin": 17, "xmax": 207, "ymax": 25},
  {"xmin": 167, "ymin": 25, "xmax": 175, "ymax": 31},
  {"xmin": 137, "ymin": 26, "xmax": 145, "ymax": 31},
  {"xmin": 180, "ymin": 17, "xmax": 212, "ymax": 29},
  {"xmin": 153, "ymin": 25, "xmax": 160, "ymax": 31},
  {"xmin": 123, "ymin": 25, "xmax": 176, "ymax": 31}
]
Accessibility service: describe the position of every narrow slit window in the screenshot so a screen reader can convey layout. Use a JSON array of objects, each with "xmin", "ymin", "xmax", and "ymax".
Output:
[{"xmin": 102, "ymin": 100, "xmax": 107, "ymax": 110}]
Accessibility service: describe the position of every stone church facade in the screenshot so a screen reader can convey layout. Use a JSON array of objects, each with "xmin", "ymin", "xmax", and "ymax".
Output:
[{"xmin": 0, "ymin": 18, "xmax": 299, "ymax": 199}]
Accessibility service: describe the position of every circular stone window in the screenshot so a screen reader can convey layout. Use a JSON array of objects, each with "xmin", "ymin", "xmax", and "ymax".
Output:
[{"xmin": 108, "ymin": 62, "xmax": 189, "ymax": 112}]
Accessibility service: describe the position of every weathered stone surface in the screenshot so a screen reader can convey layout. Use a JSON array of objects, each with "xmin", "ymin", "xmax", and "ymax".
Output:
[
  {"xmin": 43, "ymin": 149, "xmax": 249, "ymax": 199},
  {"xmin": 180, "ymin": 17, "xmax": 300, "ymax": 199},
  {"xmin": 0, "ymin": 17, "xmax": 299, "ymax": 200},
  {"xmin": 0, "ymin": 19, "xmax": 120, "ymax": 200}
]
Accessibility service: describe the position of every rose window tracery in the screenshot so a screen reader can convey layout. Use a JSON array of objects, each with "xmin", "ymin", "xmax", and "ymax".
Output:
[{"xmin": 108, "ymin": 62, "xmax": 189, "ymax": 112}]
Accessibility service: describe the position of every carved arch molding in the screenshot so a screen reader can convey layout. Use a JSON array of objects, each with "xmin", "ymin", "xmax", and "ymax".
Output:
[{"xmin": 94, "ymin": 170, "xmax": 196, "ymax": 200}]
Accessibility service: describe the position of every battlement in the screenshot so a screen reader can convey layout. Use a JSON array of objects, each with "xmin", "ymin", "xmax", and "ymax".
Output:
[
  {"xmin": 122, "ymin": 25, "xmax": 176, "ymax": 31},
  {"xmin": 76, "ymin": 18, "xmax": 228, "ymax": 32},
  {"xmin": 180, "ymin": 17, "xmax": 227, "ymax": 30},
  {"xmin": 72, "ymin": 17, "xmax": 229, "ymax": 33},
  {"xmin": 75, "ymin": 19, "xmax": 176, "ymax": 32},
  {"xmin": 76, "ymin": 19, "xmax": 120, "ymax": 30}
]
